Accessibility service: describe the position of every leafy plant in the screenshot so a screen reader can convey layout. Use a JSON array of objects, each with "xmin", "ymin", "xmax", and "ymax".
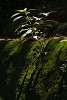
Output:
[{"xmin": 11, "ymin": 7, "xmax": 59, "ymax": 39}]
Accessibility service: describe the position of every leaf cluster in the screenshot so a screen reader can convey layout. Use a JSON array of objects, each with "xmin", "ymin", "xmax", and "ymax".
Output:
[{"xmin": 11, "ymin": 7, "xmax": 59, "ymax": 39}]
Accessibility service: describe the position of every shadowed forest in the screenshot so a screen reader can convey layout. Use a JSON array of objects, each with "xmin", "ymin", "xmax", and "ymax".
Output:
[{"xmin": 0, "ymin": 0, "xmax": 67, "ymax": 100}]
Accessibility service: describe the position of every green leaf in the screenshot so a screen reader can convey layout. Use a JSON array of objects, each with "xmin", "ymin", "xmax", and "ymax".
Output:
[
  {"xmin": 17, "ymin": 8, "xmax": 27, "ymax": 13},
  {"xmin": 34, "ymin": 22, "xmax": 40, "ymax": 25},
  {"xmin": 21, "ymin": 29, "xmax": 32, "ymax": 38},
  {"xmin": 19, "ymin": 29, "xmax": 28, "ymax": 34},
  {"xmin": 33, "ymin": 16, "xmax": 42, "ymax": 21},
  {"xmin": 25, "ymin": 29, "xmax": 32, "ymax": 34},
  {"xmin": 26, "ymin": 16, "xmax": 31, "ymax": 21},
  {"xmin": 25, "ymin": 11, "xmax": 30, "ymax": 15},
  {"xmin": 11, "ymin": 13, "xmax": 20, "ymax": 18},
  {"xmin": 21, "ymin": 24, "xmax": 28, "ymax": 28},
  {"xmin": 34, "ymin": 20, "xmax": 44, "ymax": 26},
  {"xmin": 13, "ymin": 16, "xmax": 22, "ymax": 22}
]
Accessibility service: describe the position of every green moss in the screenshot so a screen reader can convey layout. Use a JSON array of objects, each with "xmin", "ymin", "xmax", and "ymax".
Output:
[
  {"xmin": 59, "ymin": 41, "xmax": 67, "ymax": 61},
  {"xmin": 0, "ymin": 37, "xmax": 67, "ymax": 100}
]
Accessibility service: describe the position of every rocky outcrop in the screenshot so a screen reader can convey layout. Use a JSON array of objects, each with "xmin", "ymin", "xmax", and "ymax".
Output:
[{"xmin": 0, "ymin": 37, "xmax": 67, "ymax": 100}]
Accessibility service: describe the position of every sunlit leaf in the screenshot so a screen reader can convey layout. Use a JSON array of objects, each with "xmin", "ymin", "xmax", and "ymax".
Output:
[
  {"xmin": 20, "ymin": 29, "xmax": 32, "ymax": 39},
  {"xmin": 11, "ymin": 13, "xmax": 20, "ymax": 18},
  {"xmin": 13, "ymin": 16, "xmax": 22, "ymax": 22},
  {"xmin": 33, "ymin": 16, "xmax": 42, "ymax": 20},
  {"xmin": 39, "ymin": 11, "xmax": 58, "ymax": 17},
  {"xmin": 34, "ymin": 20, "xmax": 44, "ymax": 25},
  {"xmin": 39, "ymin": 12, "xmax": 49, "ymax": 17},
  {"xmin": 25, "ymin": 11, "xmax": 30, "ymax": 15},
  {"xmin": 25, "ymin": 29, "xmax": 32, "ymax": 34},
  {"xmin": 34, "ymin": 22, "xmax": 40, "ymax": 25},
  {"xmin": 21, "ymin": 24, "xmax": 28, "ymax": 28},
  {"xmin": 26, "ymin": 16, "xmax": 31, "ymax": 21},
  {"xmin": 19, "ymin": 29, "xmax": 28, "ymax": 33},
  {"xmin": 17, "ymin": 8, "xmax": 27, "ymax": 13},
  {"xmin": 21, "ymin": 25, "xmax": 27, "ymax": 28}
]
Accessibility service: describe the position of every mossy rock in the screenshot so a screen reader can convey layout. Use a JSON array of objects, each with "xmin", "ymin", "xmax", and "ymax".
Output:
[{"xmin": 0, "ymin": 37, "xmax": 67, "ymax": 100}]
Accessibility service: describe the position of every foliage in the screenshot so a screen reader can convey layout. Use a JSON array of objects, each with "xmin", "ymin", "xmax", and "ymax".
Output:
[
  {"xmin": 0, "ymin": 1, "xmax": 67, "ymax": 100},
  {"xmin": 0, "ymin": 0, "xmax": 67, "ymax": 38},
  {"xmin": 11, "ymin": 7, "xmax": 59, "ymax": 39},
  {"xmin": 0, "ymin": 37, "xmax": 67, "ymax": 100}
]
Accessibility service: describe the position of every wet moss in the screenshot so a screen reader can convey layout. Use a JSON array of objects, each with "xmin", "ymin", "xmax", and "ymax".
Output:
[{"xmin": 0, "ymin": 37, "xmax": 67, "ymax": 100}]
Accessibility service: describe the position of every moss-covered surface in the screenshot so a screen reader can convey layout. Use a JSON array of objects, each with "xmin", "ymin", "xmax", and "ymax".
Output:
[{"xmin": 0, "ymin": 37, "xmax": 67, "ymax": 100}]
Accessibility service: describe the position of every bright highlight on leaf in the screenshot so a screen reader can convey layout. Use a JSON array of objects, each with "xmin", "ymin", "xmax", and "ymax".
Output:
[
  {"xmin": 11, "ymin": 13, "xmax": 20, "ymax": 18},
  {"xmin": 17, "ymin": 8, "xmax": 27, "ymax": 13},
  {"xmin": 13, "ymin": 16, "xmax": 22, "ymax": 22}
]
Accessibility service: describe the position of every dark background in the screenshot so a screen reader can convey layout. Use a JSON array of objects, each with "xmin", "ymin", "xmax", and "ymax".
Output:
[{"xmin": 0, "ymin": 0, "xmax": 67, "ymax": 37}]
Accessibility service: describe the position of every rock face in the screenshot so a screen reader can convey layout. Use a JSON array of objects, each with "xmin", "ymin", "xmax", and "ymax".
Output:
[
  {"xmin": 57, "ymin": 23, "xmax": 67, "ymax": 36},
  {"xmin": 0, "ymin": 37, "xmax": 67, "ymax": 100}
]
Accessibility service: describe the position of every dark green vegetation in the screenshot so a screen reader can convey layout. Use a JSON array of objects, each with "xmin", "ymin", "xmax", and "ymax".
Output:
[
  {"xmin": 0, "ymin": 0, "xmax": 67, "ymax": 100},
  {"xmin": 0, "ymin": 37, "xmax": 67, "ymax": 100}
]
